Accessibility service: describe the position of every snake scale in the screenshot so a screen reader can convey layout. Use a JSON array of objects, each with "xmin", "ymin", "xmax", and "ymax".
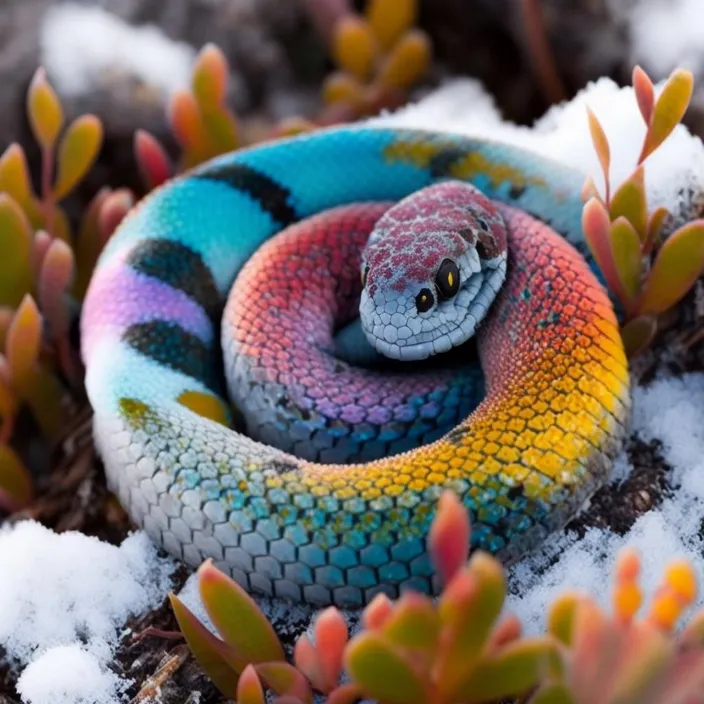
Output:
[{"xmin": 81, "ymin": 126, "xmax": 630, "ymax": 606}]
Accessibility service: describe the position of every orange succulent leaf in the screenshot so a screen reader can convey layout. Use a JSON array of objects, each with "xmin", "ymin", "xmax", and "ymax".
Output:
[
  {"xmin": 582, "ymin": 197, "xmax": 629, "ymax": 307},
  {"xmin": 366, "ymin": 0, "xmax": 417, "ymax": 52},
  {"xmin": 198, "ymin": 560, "xmax": 285, "ymax": 664},
  {"xmin": 680, "ymin": 611, "xmax": 704, "ymax": 648},
  {"xmin": 134, "ymin": 130, "xmax": 172, "ymax": 191},
  {"xmin": 0, "ymin": 195, "xmax": 34, "ymax": 308},
  {"xmin": 54, "ymin": 114, "xmax": 104, "ymax": 200},
  {"xmin": 638, "ymin": 69, "xmax": 693, "ymax": 163},
  {"xmin": 99, "ymin": 189, "xmax": 134, "ymax": 242},
  {"xmin": 27, "ymin": 67, "xmax": 64, "ymax": 151},
  {"xmin": 632, "ymin": 65, "xmax": 655, "ymax": 126},
  {"xmin": 169, "ymin": 90, "xmax": 206, "ymax": 153},
  {"xmin": 485, "ymin": 613, "xmax": 523, "ymax": 653},
  {"xmin": 645, "ymin": 205, "xmax": 670, "ymax": 255},
  {"xmin": 192, "ymin": 43, "xmax": 229, "ymax": 109},
  {"xmin": 449, "ymin": 637, "xmax": 561, "ymax": 704},
  {"xmin": 169, "ymin": 592, "xmax": 243, "ymax": 696},
  {"xmin": 326, "ymin": 683, "xmax": 367, "ymax": 704},
  {"xmin": 0, "ymin": 144, "xmax": 35, "ymax": 205},
  {"xmin": 343, "ymin": 631, "xmax": 428, "ymax": 704},
  {"xmin": 0, "ymin": 443, "xmax": 33, "ymax": 512},
  {"xmin": 376, "ymin": 29, "xmax": 431, "ymax": 91},
  {"xmin": 580, "ymin": 175, "xmax": 601, "ymax": 204},
  {"xmin": 5, "ymin": 295, "xmax": 41, "ymax": 391},
  {"xmin": 586, "ymin": 108, "xmax": 611, "ymax": 202},
  {"xmin": 236, "ymin": 664, "xmax": 265, "ymax": 704},
  {"xmin": 32, "ymin": 230, "xmax": 52, "ymax": 281},
  {"xmin": 312, "ymin": 607, "xmax": 348, "ymax": 692},
  {"xmin": 333, "ymin": 16, "xmax": 377, "ymax": 82},
  {"xmin": 609, "ymin": 217, "xmax": 642, "ymax": 307},
  {"xmin": 38, "ymin": 239, "xmax": 74, "ymax": 339},
  {"xmin": 436, "ymin": 554, "xmax": 506, "ymax": 696},
  {"xmin": 546, "ymin": 593, "xmax": 580, "ymax": 646},
  {"xmin": 292, "ymin": 635, "xmax": 322, "ymax": 692},
  {"xmin": 253, "ymin": 662, "xmax": 312, "ymax": 703},
  {"xmin": 637, "ymin": 219, "xmax": 704, "ymax": 315},
  {"xmin": 662, "ymin": 649, "xmax": 704, "ymax": 703},
  {"xmin": 609, "ymin": 166, "xmax": 647, "ymax": 240},
  {"xmin": 73, "ymin": 188, "xmax": 110, "ymax": 299},
  {"xmin": 428, "ymin": 490, "xmax": 470, "ymax": 585},
  {"xmin": 664, "ymin": 560, "xmax": 697, "ymax": 604},
  {"xmin": 322, "ymin": 71, "xmax": 367, "ymax": 109},
  {"xmin": 362, "ymin": 592, "xmax": 393, "ymax": 630}
]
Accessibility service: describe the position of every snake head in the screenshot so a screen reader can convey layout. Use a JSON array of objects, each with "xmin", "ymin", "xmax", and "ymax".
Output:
[{"xmin": 359, "ymin": 181, "xmax": 508, "ymax": 361}]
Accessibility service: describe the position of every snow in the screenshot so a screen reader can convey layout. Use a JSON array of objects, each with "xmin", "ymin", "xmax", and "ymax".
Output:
[
  {"xmin": 39, "ymin": 4, "xmax": 195, "ymax": 99},
  {"xmin": 0, "ymin": 524, "xmax": 175, "ymax": 704},
  {"xmin": 4, "ymin": 23, "xmax": 704, "ymax": 704}
]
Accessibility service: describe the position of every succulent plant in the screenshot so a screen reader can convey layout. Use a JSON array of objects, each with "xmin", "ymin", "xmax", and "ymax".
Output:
[
  {"xmin": 581, "ymin": 65, "xmax": 704, "ymax": 358},
  {"xmin": 0, "ymin": 68, "xmax": 130, "ymax": 512},
  {"xmin": 169, "ymin": 491, "xmax": 561, "ymax": 704}
]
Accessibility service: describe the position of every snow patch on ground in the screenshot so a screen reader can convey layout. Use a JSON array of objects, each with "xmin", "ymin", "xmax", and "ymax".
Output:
[
  {"xmin": 39, "ymin": 3, "xmax": 195, "ymax": 99},
  {"xmin": 0, "ymin": 524, "xmax": 175, "ymax": 704}
]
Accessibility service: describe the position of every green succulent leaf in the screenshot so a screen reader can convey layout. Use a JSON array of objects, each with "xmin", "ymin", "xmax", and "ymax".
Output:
[
  {"xmin": 528, "ymin": 682, "xmax": 575, "ymax": 704},
  {"xmin": 192, "ymin": 44, "xmax": 229, "ymax": 109},
  {"xmin": 5, "ymin": 295, "xmax": 41, "ymax": 392},
  {"xmin": 27, "ymin": 68, "xmax": 64, "ymax": 151},
  {"xmin": 200, "ymin": 109, "xmax": 239, "ymax": 157},
  {"xmin": 546, "ymin": 594, "xmax": 580, "ymax": 646},
  {"xmin": 381, "ymin": 592, "xmax": 439, "ymax": 656},
  {"xmin": 645, "ymin": 206, "xmax": 670, "ymax": 254},
  {"xmin": 54, "ymin": 115, "xmax": 104, "ymax": 200},
  {"xmin": 639, "ymin": 69, "xmax": 693, "ymax": 163},
  {"xmin": 21, "ymin": 362, "xmax": 64, "ymax": 440},
  {"xmin": 344, "ymin": 631, "xmax": 427, "ymax": 704},
  {"xmin": 638, "ymin": 219, "xmax": 704, "ymax": 315},
  {"xmin": 169, "ymin": 592, "xmax": 243, "ymax": 696},
  {"xmin": 0, "ymin": 195, "xmax": 34, "ymax": 308},
  {"xmin": 609, "ymin": 167, "xmax": 647, "ymax": 241},
  {"xmin": 0, "ymin": 443, "xmax": 33, "ymax": 512},
  {"xmin": 620, "ymin": 315, "xmax": 658, "ymax": 358},
  {"xmin": 0, "ymin": 144, "xmax": 35, "ymax": 205},
  {"xmin": 609, "ymin": 217, "xmax": 642, "ymax": 306},
  {"xmin": 586, "ymin": 108, "xmax": 610, "ymax": 201},
  {"xmin": 198, "ymin": 560, "xmax": 285, "ymax": 665},
  {"xmin": 451, "ymin": 636, "xmax": 561, "ymax": 704}
]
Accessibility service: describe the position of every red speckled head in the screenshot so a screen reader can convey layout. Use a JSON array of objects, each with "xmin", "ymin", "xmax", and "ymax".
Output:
[{"xmin": 359, "ymin": 181, "xmax": 509, "ymax": 361}]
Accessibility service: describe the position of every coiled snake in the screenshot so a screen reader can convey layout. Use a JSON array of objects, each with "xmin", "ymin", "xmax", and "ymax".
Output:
[{"xmin": 81, "ymin": 126, "xmax": 630, "ymax": 607}]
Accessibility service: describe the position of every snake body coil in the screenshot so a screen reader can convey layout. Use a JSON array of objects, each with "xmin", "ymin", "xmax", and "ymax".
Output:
[{"xmin": 81, "ymin": 126, "xmax": 630, "ymax": 606}]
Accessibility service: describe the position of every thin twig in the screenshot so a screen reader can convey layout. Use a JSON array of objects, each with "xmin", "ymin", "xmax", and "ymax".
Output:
[{"xmin": 519, "ymin": 0, "xmax": 567, "ymax": 105}]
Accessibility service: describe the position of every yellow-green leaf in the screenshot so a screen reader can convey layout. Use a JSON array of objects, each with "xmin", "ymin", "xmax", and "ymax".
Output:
[
  {"xmin": 0, "ymin": 144, "xmax": 34, "ymax": 205},
  {"xmin": 344, "ymin": 632, "xmax": 427, "ymax": 704},
  {"xmin": 639, "ymin": 69, "xmax": 693, "ymax": 163},
  {"xmin": 54, "ymin": 115, "xmax": 104, "ymax": 200},
  {"xmin": 0, "ymin": 443, "xmax": 33, "ymax": 512},
  {"xmin": 322, "ymin": 71, "xmax": 366, "ymax": 109},
  {"xmin": 610, "ymin": 217, "xmax": 642, "ymax": 306},
  {"xmin": 586, "ymin": 108, "xmax": 610, "ymax": 201},
  {"xmin": 0, "ymin": 194, "xmax": 33, "ymax": 308},
  {"xmin": 528, "ymin": 682, "xmax": 575, "ymax": 704},
  {"xmin": 169, "ymin": 593, "xmax": 242, "ymax": 697},
  {"xmin": 192, "ymin": 43, "xmax": 229, "ymax": 109},
  {"xmin": 254, "ymin": 662, "xmax": 312, "ymax": 703},
  {"xmin": 609, "ymin": 167, "xmax": 647, "ymax": 240},
  {"xmin": 620, "ymin": 315, "xmax": 657, "ymax": 358},
  {"xmin": 333, "ymin": 16, "xmax": 377, "ymax": 82},
  {"xmin": 376, "ymin": 29, "xmax": 431, "ymax": 90},
  {"xmin": 381, "ymin": 592, "xmax": 439, "ymax": 654},
  {"xmin": 27, "ymin": 67, "xmax": 64, "ymax": 151},
  {"xmin": 21, "ymin": 362, "xmax": 64, "ymax": 440},
  {"xmin": 645, "ymin": 206, "xmax": 670, "ymax": 254},
  {"xmin": 198, "ymin": 560, "xmax": 285, "ymax": 665},
  {"xmin": 366, "ymin": 0, "xmax": 417, "ymax": 52},
  {"xmin": 452, "ymin": 637, "xmax": 560, "ymax": 704},
  {"xmin": 5, "ymin": 295, "xmax": 42, "ymax": 393},
  {"xmin": 638, "ymin": 219, "xmax": 704, "ymax": 315},
  {"xmin": 199, "ymin": 109, "xmax": 239, "ymax": 158},
  {"xmin": 546, "ymin": 593, "xmax": 580, "ymax": 646}
]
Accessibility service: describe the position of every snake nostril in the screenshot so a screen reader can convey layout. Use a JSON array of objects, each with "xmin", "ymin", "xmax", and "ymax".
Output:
[{"xmin": 415, "ymin": 287, "xmax": 435, "ymax": 313}]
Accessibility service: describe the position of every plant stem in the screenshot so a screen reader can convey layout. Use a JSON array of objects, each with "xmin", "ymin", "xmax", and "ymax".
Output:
[{"xmin": 519, "ymin": 0, "xmax": 567, "ymax": 105}]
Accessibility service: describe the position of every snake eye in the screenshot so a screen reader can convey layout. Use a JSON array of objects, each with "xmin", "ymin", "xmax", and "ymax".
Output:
[
  {"xmin": 416, "ymin": 287, "xmax": 434, "ymax": 313},
  {"xmin": 361, "ymin": 265, "xmax": 370, "ymax": 287},
  {"xmin": 436, "ymin": 259, "xmax": 460, "ymax": 299}
]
